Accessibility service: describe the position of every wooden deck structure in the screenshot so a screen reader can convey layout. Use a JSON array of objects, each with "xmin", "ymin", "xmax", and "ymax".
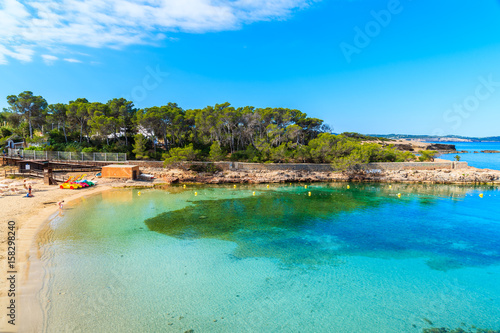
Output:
[{"xmin": 1, "ymin": 156, "xmax": 106, "ymax": 184}]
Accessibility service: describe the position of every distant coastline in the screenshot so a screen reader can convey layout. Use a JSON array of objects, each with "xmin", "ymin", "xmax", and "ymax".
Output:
[{"xmin": 368, "ymin": 134, "xmax": 500, "ymax": 143}]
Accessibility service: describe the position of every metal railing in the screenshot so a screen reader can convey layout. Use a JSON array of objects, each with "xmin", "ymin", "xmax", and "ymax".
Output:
[
  {"xmin": 4, "ymin": 168, "xmax": 67, "ymax": 182},
  {"xmin": 8, "ymin": 148, "xmax": 127, "ymax": 162}
]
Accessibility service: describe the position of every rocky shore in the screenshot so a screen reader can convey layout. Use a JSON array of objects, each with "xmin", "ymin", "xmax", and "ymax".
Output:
[
  {"xmin": 385, "ymin": 140, "xmax": 458, "ymax": 153},
  {"xmin": 140, "ymin": 166, "xmax": 500, "ymax": 185}
]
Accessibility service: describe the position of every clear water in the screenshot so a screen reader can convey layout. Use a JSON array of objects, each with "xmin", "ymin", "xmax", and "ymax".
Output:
[
  {"xmin": 34, "ymin": 184, "xmax": 500, "ymax": 332},
  {"xmin": 433, "ymin": 142, "xmax": 500, "ymax": 170}
]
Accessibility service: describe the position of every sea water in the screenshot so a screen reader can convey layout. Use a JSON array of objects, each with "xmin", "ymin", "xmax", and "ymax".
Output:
[
  {"xmin": 31, "ymin": 184, "xmax": 500, "ymax": 332},
  {"xmin": 435, "ymin": 142, "xmax": 500, "ymax": 170}
]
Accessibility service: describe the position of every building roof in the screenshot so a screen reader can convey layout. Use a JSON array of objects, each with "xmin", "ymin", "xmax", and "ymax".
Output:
[
  {"xmin": 102, "ymin": 164, "xmax": 138, "ymax": 168},
  {"xmin": 7, "ymin": 134, "xmax": 23, "ymax": 142}
]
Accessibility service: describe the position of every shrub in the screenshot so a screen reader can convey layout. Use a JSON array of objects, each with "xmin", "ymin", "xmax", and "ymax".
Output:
[
  {"xmin": 418, "ymin": 150, "xmax": 437, "ymax": 162},
  {"xmin": 132, "ymin": 134, "xmax": 149, "ymax": 159},
  {"xmin": 164, "ymin": 144, "xmax": 200, "ymax": 165},
  {"xmin": 209, "ymin": 141, "xmax": 225, "ymax": 161}
]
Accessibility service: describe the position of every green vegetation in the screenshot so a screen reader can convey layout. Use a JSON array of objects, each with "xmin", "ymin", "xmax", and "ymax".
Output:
[
  {"xmin": 163, "ymin": 144, "xmax": 200, "ymax": 165},
  {"xmin": 454, "ymin": 155, "xmax": 461, "ymax": 161},
  {"xmin": 132, "ymin": 134, "xmax": 149, "ymax": 160},
  {"xmin": 419, "ymin": 150, "xmax": 438, "ymax": 162},
  {"xmin": 1, "ymin": 91, "xmax": 418, "ymax": 167}
]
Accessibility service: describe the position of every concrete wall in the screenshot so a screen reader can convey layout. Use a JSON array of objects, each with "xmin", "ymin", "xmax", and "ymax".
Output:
[
  {"xmin": 231, "ymin": 161, "xmax": 468, "ymax": 172},
  {"xmin": 138, "ymin": 160, "xmax": 468, "ymax": 172},
  {"xmin": 102, "ymin": 165, "xmax": 140, "ymax": 179},
  {"xmin": 360, "ymin": 161, "xmax": 468, "ymax": 171}
]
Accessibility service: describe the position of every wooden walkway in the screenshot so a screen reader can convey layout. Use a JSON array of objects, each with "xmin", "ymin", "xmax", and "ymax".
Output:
[
  {"xmin": 3, "ymin": 168, "xmax": 67, "ymax": 182},
  {"xmin": 1, "ymin": 156, "xmax": 106, "ymax": 183}
]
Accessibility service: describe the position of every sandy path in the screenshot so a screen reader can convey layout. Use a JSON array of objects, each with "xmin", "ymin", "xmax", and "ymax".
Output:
[{"xmin": 0, "ymin": 175, "xmax": 112, "ymax": 332}]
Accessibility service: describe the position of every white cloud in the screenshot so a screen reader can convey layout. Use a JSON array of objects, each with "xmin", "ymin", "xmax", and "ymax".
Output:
[
  {"xmin": 41, "ymin": 54, "xmax": 58, "ymax": 64},
  {"xmin": 0, "ymin": 0, "xmax": 314, "ymax": 64},
  {"xmin": 63, "ymin": 58, "xmax": 82, "ymax": 63}
]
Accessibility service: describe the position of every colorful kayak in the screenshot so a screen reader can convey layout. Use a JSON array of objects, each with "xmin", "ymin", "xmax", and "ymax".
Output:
[{"xmin": 60, "ymin": 175, "xmax": 97, "ymax": 189}]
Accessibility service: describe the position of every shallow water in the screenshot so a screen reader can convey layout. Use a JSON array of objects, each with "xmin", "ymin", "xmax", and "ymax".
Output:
[
  {"xmin": 435, "ymin": 142, "xmax": 500, "ymax": 170},
  {"xmin": 33, "ymin": 184, "xmax": 500, "ymax": 332}
]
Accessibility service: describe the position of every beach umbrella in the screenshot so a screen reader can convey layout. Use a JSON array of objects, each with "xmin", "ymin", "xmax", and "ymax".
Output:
[
  {"xmin": 9, "ymin": 181, "xmax": 23, "ymax": 187},
  {"xmin": 0, "ymin": 179, "xmax": 14, "ymax": 184}
]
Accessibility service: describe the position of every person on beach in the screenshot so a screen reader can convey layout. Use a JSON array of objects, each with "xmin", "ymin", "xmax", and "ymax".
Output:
[
  {"xmin": 28, "ymin": 185, "xmax": 33, "ymax": 197},
  {"xmin": 58, "ymin": 200, "xmax": 64, "ymax": 209}
]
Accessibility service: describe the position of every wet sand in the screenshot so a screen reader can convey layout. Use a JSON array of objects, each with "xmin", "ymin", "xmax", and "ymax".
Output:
[{"xmin": 0, "ymin": 177, "xmax": 112, "ymax": 332}]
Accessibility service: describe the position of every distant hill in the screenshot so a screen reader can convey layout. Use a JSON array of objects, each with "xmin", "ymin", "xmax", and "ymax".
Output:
[{"xmin": 367, "ymin": 134, "xmax": 500, "ymax": 142}]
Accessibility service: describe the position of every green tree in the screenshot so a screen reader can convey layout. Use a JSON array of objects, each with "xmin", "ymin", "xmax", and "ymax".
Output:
[
  {"xmin": 331, "ymin": 146, "xmax": 369, "ymax": 171},
  {"xmin": 419, "ymin": 150, "xmax": 437, "ymax": 162},
  {"xmin": 137, "ymin": 103, "xmax": 186, "ymax": 149},
  {"xmin": 88, "ymin": 102, "xmax": 117, "ymax": 145},
  {"xmin": 294, "ymin": 144, "xmax": 311, "ymax": 162},
  {"xmin": 163, "ymin": 144, "xmax": 200, "ymax": 165},
  {"xmin": 132, "ymin": 134, "xmax": 149, "ymax": 159},
  {"xmin": 107, "ymin": 98, "xmax": 135, "ymax": 146},
  {"xmin": 308, "ymin": 133, "xmax": 342, "ymax": 163},
  {"xmin": 0, "ymin": 127, "xmax": 12, "ymax": 138},
  {"xmin": 270, "ymin": 143, "xmax": 291, "ymax": 162},
  {"xmin": 67, "ymin": 98, "xmax": 91, "ymax": 143},
  {"xmin": 209, "ymin": 141, "xmax": 225, "ymax": 161},
  {"xmin": 6, "ymin": 91, "xmax": 48, "ymax": 138},
  {"xmin": 47, "ymin": 103, "xmax": 69, "ymax": 142},
  {"xmin": 454, "ymin": 155, "xmax": 461, "ymax": 162},
  {"xmin": 395, "ymin": 151, "xmax": 416, "ymax": 162}
]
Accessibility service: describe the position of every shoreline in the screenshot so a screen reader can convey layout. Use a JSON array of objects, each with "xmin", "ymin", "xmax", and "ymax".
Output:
[
  {"xmin": 142, "ymin": 165, "xmax": 500, "ymax": 186},
  {"xmin": 1, "ymin": 165, "xmax": 500, "ymax": 330},
  {"xmin": 0, "ymin": 183, "xmax": 112, "ymax": 332}
]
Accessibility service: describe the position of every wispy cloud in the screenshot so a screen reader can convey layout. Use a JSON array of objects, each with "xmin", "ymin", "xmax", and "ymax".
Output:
[
  {"xmin": 0, "ymin": 0, "xmax": 314, "ymax": 65},
  {"xmin": 41, "ymin": 54, "xmax": 58, "ymax": 65},
  {"xmin": 63, "ymin": 58, "xmax": 82, "ymax": 63}
]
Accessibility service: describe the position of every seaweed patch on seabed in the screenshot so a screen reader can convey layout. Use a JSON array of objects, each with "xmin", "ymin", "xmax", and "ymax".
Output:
[
  {"xmin": 144, "ymin": 185, "xmax": 500, "ymax": 269},
  {"xmin": 422, "ymin": 326, "xmax": 500, "ymax": 333}
]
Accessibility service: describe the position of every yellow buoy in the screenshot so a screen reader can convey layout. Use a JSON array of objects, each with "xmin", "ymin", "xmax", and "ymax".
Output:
[
  {"xmin": 290, "ymin": 183, "xmax": 292, "ymax": 185},
  {"xmin": 347, "ymin": 185, "xmax": 350, "ymax": 189},
  {"xmin": 397, "ymin": 193, "xmax": 401, "ymax": 198},
  {"xmin": 389, "ymin": 185, "xmax": 392, "ymax": 189},
  {"xmin": 305, "ymin": 185, "xmax": 308, "ymax": 189},
  {"xmin": 195, "ymin": 192, "xmax": 198, "ymax": 196},
  {"xmin": 138, "ymin": 191, "xmax": 141, "ymax": 196},
  {"xmin": 183, "ymin": 184, "xmax": 186, "ymax": 188},
  {"xmin": 253, "ymin": 191, "xmax": 255, "ymax": 196},
  {"xmin": 234, "ymin": 185, "xmax": 237, "ymax": 188},
  {"xmin": 479, "ymin": 193, "xmax": 484, "ymax": 198},
  {"xmin": 308, "ymin": 192, "xmax": 311, "ymax": 196},
  {"xmin": 267, "ymin": 185, "xmax": 270, "ymax": 188}
]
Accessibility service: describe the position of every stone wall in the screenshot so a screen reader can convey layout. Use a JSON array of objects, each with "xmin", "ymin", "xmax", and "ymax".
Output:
[
  {"xmin": 133, "ymin": 160, "xmax": 468, "ymax": 172},
  {"xmin": 359, "ymin": 161, "xmax": 469, "ymax": 171},
  {"xmin": 126, "ymin": 160, "xmax": 164, "ymax": 168}
]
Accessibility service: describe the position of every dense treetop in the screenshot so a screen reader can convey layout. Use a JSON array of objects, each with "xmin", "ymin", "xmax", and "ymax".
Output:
[{"xmin": 1, "ymin": 91, "xmax": 419, "ymax": 166}]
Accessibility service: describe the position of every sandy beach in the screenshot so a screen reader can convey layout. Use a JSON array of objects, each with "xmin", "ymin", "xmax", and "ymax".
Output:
[{"xmin": 0, "ymin": 169, "xmax": 114, "ymax": 332}]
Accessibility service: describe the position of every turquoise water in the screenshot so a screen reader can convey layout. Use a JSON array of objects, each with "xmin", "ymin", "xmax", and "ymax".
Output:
[
  {"xmin": 434, "ymin": 142, "xmax": 500, "ymax": 170},
  {"xmin": 33, "ymin": 184, "xmax": 500, "ymax": 332}
]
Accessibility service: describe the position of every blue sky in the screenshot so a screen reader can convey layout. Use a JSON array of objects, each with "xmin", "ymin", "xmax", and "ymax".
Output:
[{"xmin": 1, "ymin": 0, "xmax": 500, "ymax": 137}]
